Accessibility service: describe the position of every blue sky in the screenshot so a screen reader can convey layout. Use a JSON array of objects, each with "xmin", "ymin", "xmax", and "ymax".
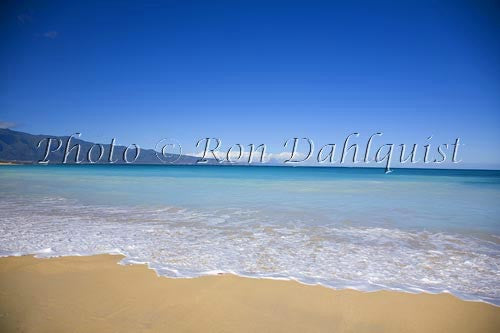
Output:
[{"xmin": 1, "ymin": 1, "xmax": 499, "ymax": 168}]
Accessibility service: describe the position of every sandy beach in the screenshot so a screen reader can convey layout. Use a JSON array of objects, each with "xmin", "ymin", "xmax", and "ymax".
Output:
[{"xmin": 0, "ymin": 255, "xmax": 498, "ymax": 333}]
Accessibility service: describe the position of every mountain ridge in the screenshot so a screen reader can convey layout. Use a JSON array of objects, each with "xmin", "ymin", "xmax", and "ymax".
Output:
[{"xmin": 0, "ymin": 128, "xmax": 212, "ymax": 165}]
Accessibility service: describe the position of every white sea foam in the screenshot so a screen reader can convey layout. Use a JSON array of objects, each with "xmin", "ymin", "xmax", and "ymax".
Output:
[{"xmin": 0, "ymin": 195, "xmax": 499, "ymax": 305}]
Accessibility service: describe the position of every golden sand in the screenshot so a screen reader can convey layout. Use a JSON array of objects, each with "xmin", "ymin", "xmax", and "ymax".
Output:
[{"xmin": 0, "ymin": 255, "xmax": 498, "ymax": 333}]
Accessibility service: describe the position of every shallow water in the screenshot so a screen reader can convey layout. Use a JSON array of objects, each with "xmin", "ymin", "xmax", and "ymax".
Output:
[{"xmin": 0, "ymin": 165, "xmax": 499, "ymax": 304}]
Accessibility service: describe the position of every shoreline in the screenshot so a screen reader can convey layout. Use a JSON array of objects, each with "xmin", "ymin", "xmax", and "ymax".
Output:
[
  {"xmin": 1, "ymin": 254, "xmax": 499, "ymax": 332},
  {"xmin": 111, "ymin": 254, "xmax": 500, "ymax": 307},
  {"xmin": 4, "ymin": 250, "xmax": 498, "ymax": 307}
]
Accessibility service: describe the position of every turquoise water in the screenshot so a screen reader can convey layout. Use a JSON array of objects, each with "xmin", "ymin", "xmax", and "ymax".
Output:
[{"xmin": 1, "ymin": 165, "xmax": 499, "ymax": 304}]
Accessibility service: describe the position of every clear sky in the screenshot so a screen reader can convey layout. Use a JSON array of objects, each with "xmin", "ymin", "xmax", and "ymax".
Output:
[{"xmin": 1, "ymin": 1, "xmax": 499, "ymax": 168}]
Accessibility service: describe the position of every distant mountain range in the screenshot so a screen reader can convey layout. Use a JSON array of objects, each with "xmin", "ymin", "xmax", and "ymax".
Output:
[{"xmin": 0, "ymin": 128, "xmax": 213, "ymax": 165}]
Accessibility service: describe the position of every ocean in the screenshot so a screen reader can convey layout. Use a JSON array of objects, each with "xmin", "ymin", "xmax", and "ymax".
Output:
[{"xmin": 0, "ymin": 165, "xmax": 499, "ymax": 305}]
